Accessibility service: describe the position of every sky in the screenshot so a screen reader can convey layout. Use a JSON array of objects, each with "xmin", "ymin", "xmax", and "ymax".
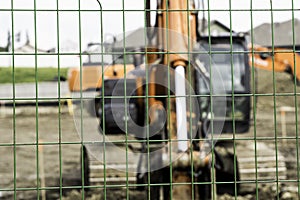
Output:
[{"xmin": 0, "ymin": 0, "xmax": 299, "ymax": 67}]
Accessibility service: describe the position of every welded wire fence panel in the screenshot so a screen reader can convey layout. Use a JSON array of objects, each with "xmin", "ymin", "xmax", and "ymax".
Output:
[{"xmin": 0, "ymin": 0, "xmax": 300, "ymax": 200}]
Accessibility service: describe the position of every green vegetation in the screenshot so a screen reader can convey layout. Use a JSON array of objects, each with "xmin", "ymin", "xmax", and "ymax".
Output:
[{"xmin": 0, "ymin": 67, "xmax": 69, "ymax": 84}]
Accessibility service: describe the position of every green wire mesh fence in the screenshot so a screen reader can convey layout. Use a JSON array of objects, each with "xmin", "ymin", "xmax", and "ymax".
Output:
[{"xmin": 0, "ymin": 0, "xmax": 299, "ymax": 199}]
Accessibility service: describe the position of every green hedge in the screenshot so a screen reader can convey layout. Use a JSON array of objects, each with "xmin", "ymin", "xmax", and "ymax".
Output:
[{"xmin": 0, "ymin": 67, "xmax": 69, "ymax": 84}]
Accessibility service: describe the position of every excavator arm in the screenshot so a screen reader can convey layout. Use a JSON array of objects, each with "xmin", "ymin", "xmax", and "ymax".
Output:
[
  {"xmin": 141, "ymin": 1, "xmax": 249, "ymax": 199},
  {"xmin": 143, "ymin": 0, "xmax": 209, "ymax": 199},
  {"xmin": 249, "ymin": 44, "xmax": 300, "ymax": 85}
]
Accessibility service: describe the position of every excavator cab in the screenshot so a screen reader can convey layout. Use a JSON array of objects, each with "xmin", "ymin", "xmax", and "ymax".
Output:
[{"xmin": 195, "ymin": 34, "xmax": 251, "ymax": 134}]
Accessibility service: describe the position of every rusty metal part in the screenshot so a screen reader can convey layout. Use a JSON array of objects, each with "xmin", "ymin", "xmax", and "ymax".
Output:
[{"xmin": 171, "ymin": 151, "xmax": 211, "ymax": 170}]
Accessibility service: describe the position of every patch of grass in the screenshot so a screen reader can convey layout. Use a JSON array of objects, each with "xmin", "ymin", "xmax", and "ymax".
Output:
[{"xmin": 0, "ymin": 67, "xmax": 69, "ymax": 84}]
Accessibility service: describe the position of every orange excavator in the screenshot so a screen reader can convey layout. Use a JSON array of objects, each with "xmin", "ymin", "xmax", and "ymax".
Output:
[
  {"xmin": 92, "ymin": 0, "xmax": 250, "ymax": 199},
  {"xmin": 249, "ymin": 44, "xmax": 300, "ymax": 85},
  {"xmin": 67, "ymin": 43, "xmax": 135, "ymax": 92},
  {"xmin": 80, "ymin": 0, "xmax": 289, "ymax": 199},
  {"xmin": 79, "ymin": 0, "xmax": 252, "ymax": 199}
]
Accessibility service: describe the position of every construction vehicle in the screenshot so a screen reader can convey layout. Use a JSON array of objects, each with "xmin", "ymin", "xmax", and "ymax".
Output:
[
  {"xmin": 85, "ymin": 0, "xmax": 250, "ymax": 199},
  {"xmin": 67, "ymin": 43, "xmax": 135, "ymax": 92},
  {"xmin": 79, "ymin": 0, "xmax": 287, "ymax": 199},
  {"xmin": 67, "ymin": 42, "xmax": 138, "ymax": 118},
  {"xmin": 131, "ymin": 1, "xmax": 251, "ymax": 199},
  {"xmin": 97, "ymin": 54, "xmax": 145, "ymax": 132},
  {"xmin": 249, "ymin": 44, "xmax": 300, "ymax": 85}
]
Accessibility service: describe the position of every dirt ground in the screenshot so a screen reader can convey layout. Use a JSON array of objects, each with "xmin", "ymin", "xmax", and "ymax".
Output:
[{"xmin": 0, "ymin": 69, "xmax": 300, "ymax": 199}]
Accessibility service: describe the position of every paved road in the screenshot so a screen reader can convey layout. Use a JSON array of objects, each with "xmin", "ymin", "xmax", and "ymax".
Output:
[
  {"xmin": 0, "ymin": 82, "xmax": 96, "ymax": 105},
  {"xmin": 0, "ymin": 81, "xmax": 69, "ymax": 99}
]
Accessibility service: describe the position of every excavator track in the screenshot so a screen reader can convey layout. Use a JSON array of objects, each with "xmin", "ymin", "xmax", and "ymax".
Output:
[
  {"xmin": 235, "ymin": 140, "xmax": 287, "ymax": 194},
  {"xmin": 237, "ymin": 141, "xmax": 287, "ymax": 181},
  {"xmin": 88, "ymin": 159, "xmax": 137, "ymax": 185},
  {"xmin": 85, "ymin": 140, "xmax": 287, "ymax": 194},
  {"xmin": 84, "ymin": 143, "xmax": 138, "ymax": 186}
]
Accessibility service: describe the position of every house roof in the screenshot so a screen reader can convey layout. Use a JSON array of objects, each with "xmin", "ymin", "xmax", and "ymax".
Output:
[
  {"xmin": 14, "ymin": 40, "xmax": 49, "ymax": 53},
  {"xmin": 201, "ymin": 20, "xmax": 235, "ymax": 36},
  {"xmin": 113, "ymin": 28, "xmax": 154, "ymax": 49}
]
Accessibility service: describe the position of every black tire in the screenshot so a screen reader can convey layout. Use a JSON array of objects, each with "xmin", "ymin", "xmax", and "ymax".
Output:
[
  {"xmin": 215, "ymin": 153, "xmax": 240, "ymax": 196},
  {"xmin": 94, "ymin": 98, "xmax": 101, "ymax": 118},
  {"xmin": 198, "ymin": 166, "xmax": 212, "ymax": 200},
  {"xmin": 146, "ymin": 168, "xmax": 170, "ymax": 200},
  {"xmin": 147, "ymin": 172, "xmax": 160, "ymax": 200},
  {"xmin": 140, "ymin": 150, "xmax": 170, "ymax": 200},
  {"xmin": 197, "ymin": 149, "xmax": 240, "ymax": 199}
]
